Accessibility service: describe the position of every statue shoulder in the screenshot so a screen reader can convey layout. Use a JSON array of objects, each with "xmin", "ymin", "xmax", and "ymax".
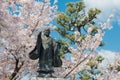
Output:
[
  {"xmin": 38, "ymin": 32, "xmax": 42, "ymax": 37},
  {"xmin": 51, "ymin": 38, "xmax": 56, "ymax": 42},
  {"xmin": 51, "ymin": 38, "xmax": 57, "ymax": 44}
]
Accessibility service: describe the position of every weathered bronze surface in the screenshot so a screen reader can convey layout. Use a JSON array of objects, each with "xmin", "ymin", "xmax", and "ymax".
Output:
[{"xmin": 29, "ymin": 28, "xmax": 62, "ymax": 77}]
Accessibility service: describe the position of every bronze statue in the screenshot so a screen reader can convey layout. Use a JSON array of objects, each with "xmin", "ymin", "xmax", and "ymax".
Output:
[{"xmin": 29, "ymin": 28, "xmax": 62, "ymax": 77}]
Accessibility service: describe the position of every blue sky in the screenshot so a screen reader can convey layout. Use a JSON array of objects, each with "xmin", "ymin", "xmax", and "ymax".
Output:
[
  {"xmin": 84, "ymin": 0, "xmax": 120, "ymax": 52},
  {"xmin": 51, "ymin": 0, "xmax": 120, "ymax": 52},
  {"xmin": 102, "ymin": 22, "xmax": 120, "ymax": 52}
]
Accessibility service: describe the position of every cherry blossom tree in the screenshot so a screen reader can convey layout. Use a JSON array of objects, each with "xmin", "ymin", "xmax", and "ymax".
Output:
[{"xmin": 0, "ymin": 0, "xmax": 57, "ymax": 80}]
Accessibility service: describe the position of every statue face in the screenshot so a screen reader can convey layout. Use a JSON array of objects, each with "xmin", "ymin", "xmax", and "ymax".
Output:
[{"xmin": 43, "ymin": 29, "xmax": 50, "ymax": 37}]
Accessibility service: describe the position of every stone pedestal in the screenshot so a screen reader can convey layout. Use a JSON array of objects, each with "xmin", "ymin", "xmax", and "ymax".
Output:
[{"xmin": 30, "ymin": 77, "xmax": 65, "ymax": 80}]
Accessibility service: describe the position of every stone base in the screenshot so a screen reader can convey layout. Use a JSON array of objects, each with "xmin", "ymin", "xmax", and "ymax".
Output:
[{"xmin": 30, "ymin": 77, "xmax": 65, "ymax": 80}]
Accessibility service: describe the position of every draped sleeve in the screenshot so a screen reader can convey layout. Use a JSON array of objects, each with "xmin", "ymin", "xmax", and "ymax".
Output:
[
  {"xmin": 29, "ymin": 45, "xmax": 38, "ymax": 60},
  {"xmin": 53, "ymin": 40, "xmax": 62, "ymax": 67},
  {"xmin": 29, "ymin": 32, "xmax": 43, "ymax": 60}
]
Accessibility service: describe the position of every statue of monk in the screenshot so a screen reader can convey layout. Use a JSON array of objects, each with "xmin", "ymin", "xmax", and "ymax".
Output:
[{"xmin": 29, "ymin": 28, "xmax": 62, "ymax": 77}]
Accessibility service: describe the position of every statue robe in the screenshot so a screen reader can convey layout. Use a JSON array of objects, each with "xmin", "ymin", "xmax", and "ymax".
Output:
[{"xmin": 29, "ymin": 32, "xmax": 62, "ymax": 72}]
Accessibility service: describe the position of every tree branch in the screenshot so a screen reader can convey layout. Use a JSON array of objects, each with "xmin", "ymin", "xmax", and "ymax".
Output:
[
  {"xmin": 77, "ymin": 14, "xmax": 97, "ymax": 33},
  {"xmin": 5, "ymin": 46, "xmax": 24, "ymax": 80},
  {"xmin": 29, "ymin": 3, "xmax": 45, "ymax": 37},
  {"xmin": 9, "ymin": 52, "xmax": 24, "ymax": 80},
  {"xmin": 64, "ymin": 53, "xmax": 91, "ymax": 78}
]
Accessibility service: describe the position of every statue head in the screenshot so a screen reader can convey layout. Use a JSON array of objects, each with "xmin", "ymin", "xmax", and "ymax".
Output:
[{"xmin": 43, "ymin": 27, "xmax": 50, "ymax": 37}]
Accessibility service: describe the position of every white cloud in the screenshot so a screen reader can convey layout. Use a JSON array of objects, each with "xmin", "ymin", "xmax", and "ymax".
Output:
[
  {"xmin": 97, "ymin": 49, "xmax": 119, "ymax": 68},
  {"xmin": 84, "ymin": 0, "xmax": 120, "ymax": 23},
  {"xmin": 98, "ymin": 49, "xmax": 115, "ymax": 61}
]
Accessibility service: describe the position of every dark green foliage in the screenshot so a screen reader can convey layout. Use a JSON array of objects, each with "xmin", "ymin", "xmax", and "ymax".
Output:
[
  {"xmin": 99, "ymin": 42, "xmax": 105, "ymax": 47},
  {"xmin": 90, "ymin": 27, "xmax": 98, "ymax": 36},
  {"xmin": 57, "ymin": 1, "xmax": 101, "ymax": 34},
  {"xmin": 116, "ymin": 65, "xmax": 120, "ymax": 71},
  {"xmin": 56, "ymin": 1, "xmax": 101, "ymax": 55},
  {"xmin": 96, "ymin": 55, "xmax": 104, "ymax": 63},
  {"xmin": 56, "ymin": 40, "xmax": 69, "ymax": 57},
  {"xmin": 87, "ymin": 60, "xmax": 97, "ymax": 69},
  {"xmin": 81, "ymin": 75, "xmax": 90, "ymax": 80},
  {"xmin": 116, "ymin": 61, "xmax": 120, "ymax": 71}
]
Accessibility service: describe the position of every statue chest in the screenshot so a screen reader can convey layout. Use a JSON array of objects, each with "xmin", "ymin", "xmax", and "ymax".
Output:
[{"xmin": 41, "ymin": 36, "xmax": 53, "ymax": 49}]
